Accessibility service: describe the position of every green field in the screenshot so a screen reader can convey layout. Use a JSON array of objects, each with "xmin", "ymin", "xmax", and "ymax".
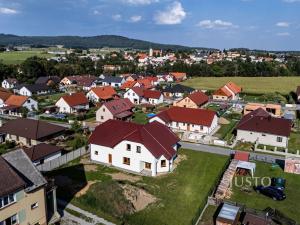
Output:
[
  {"xmin": 182, "ymin": 77, "xmax": 300, "ymax": 94},
  {"xmin": 49, "ymin": 149, "xmax": 229, "ymax": 225},
  {"xmin": 230, "ymin": 161, "xmax": 300, "ymax": 223},
  {"xmin": 0, "ymin": 50, "xmax": 53, "ymax": 64}
]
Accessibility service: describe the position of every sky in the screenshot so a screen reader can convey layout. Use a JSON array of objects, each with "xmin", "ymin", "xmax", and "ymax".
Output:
[{"xmin": 0, "ymin": 0, "xmax": 300, "ymax": 50}]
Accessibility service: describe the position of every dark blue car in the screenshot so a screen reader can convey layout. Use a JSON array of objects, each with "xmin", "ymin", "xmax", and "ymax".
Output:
[{"xmin": 255, "ymin": 185, "xmax": 286, "ymax": 201}]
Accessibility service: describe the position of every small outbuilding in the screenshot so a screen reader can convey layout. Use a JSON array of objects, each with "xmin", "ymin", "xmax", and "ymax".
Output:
[{"xmin": 216, "ymin": 203, "xmax": 240, "ymax": 225}]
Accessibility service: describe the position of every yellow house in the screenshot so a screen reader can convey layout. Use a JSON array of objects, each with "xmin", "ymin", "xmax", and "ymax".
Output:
[
  {"xmin": 244, "ymin": 103, "xmax": 281, "ymax": 117},
  {"xmin": 173, "ymin": 91, "xmax": 209, "ymax": 109},
  {"xmin": 0, "ymin": 149, "xmax": 59, "ymax": 225}
]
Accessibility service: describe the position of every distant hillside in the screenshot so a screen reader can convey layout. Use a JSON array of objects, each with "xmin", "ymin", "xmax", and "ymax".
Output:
[{"xmin": 0, "ymin": 34, "xmax": 213, "ymax": 51}]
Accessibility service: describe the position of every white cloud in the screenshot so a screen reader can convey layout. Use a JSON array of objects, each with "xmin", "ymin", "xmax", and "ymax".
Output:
[
  {"xmin": 282, "ymin": 0, "xmax": 300, "ymax": 3},
  {"xmin": 276, "ymin": 21, "xmax": 290, "ymax": 27},
  {"xmin": 0, "ymin": 7, "xmax": 18, "ymax": 14},
  {"xmin": 122, "ymin": 0, "xmax": 158, "ymax": 5},
  {"xmin": 197, "ymin": 19, "xmax": 238, "ymax": 29},
  {"xmin": 276, "ymin": 32, "xmax": 290, "ymax": 36},
  {"xmin": 112, "ymin": 14, "xmax": 122, "ymax": 21},
  {"xmin": 93, "ymin": 10, "xmax": 101, "ymax": 15},
  {"xmin": 130, "ymin": 15, "xmax": 142, "ymax": 22},
  {"xmin": 154, "ymin": 1, "xmax": 186, "ymax": 25}
]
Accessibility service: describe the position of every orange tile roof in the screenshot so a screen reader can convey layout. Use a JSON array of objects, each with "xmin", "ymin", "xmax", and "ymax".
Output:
[
  {"xmin": 213, "ymin": 87, "xmax": 232, "ymax": 97},
  {"xmin": 91, "ymin": 86, "xmax": 117, "ymax": 100},
  {"xmin": 120, "ymin": 81, "xmax": 137, "ymax": 90},
  {"xmin": 61, "ymin": 92, "xmax": 89, "ymax": 107},
  {"xmin": 170, "ymin": 72, "xmax": 186, "ymax": 80},
  {"xmin": 226, "ymin": 82, "xmax": 242, "ymax": 94},
  {"xmin": 5, "ymin": 95, "xmax": 28, "ymax": 107},
  {"xmin": 137, "ymin": 78, "xmax": 153, "ymax": 89},
  {"xmin": 0, "ymin": 91, "xmax": 12, "ymax": 101}
]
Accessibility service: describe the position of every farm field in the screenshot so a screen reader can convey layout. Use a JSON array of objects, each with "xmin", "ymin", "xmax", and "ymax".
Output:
[
  {"xmin": 0, "ymin": 50, "xmax": 53, "ymax": 64},
  {"xmin": 48, "ymin": 149, "xmax": 229, "ymax": 225},
  {"xmin": 182, "ymin": 77, "xmax": 300, "ymax": 94},
  {"xmin": 230, "ymin": 161, "xmax": 300, "ymax": 223}
]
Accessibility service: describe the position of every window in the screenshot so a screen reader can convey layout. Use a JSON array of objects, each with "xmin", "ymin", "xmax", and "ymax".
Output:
[
  {"xmin": 145, "ymin": 162, "xmax": 151, "ymax": 169},
  {"xmin": 0, "ymin": 193, "xmax": 16, "ymax": 209},
  {"xmin": 277, "ymin": 137, "xmax": 283, "ymax": 142},
  {"xmin": 123, "ymin": 157, "xmax": 130, "ymax": 165},
  {"xmin": 16, "ymin": 136, "xmax": 19, "ymax": 141},
  {"xmin": 262, "ymin": 134, "xmax": 266, "ymax": 136},
  {"xmin": 126, "ymin": 144, "xmax": 131, "ymax": 151},
  {"xmin": 200, "ymin": 126, "xmax": 203, "ymax": 130},
  {"xmin": 11, "ymin": 214, "xmax": 18, "ymax": 225},
  {"xmin": 176, "ymin": 122, "xmax": 179, "ymax": 127},
  {"xmin": 103, "ymin": 108, "xmax": 105, "ymax": 112},
  {"xmin": 101, "ymin": 116, "xmax": 104, "ymax": 120},
  {"xmin": 161, "ymin": 160, "xmax": 166, "ymax": 168},
  {"xmin": 136, "ymin": 146, "xmax": 141, "ymax": 153},
  {"xmin": 95, "ymin": 151, "xmax": 98, "ymax": 155},
  {"xmin": 31, "ymin": 202, "xmax": 39, "ymax": 209}
]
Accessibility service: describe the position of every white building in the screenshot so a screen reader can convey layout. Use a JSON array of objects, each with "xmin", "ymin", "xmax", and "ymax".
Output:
[
  {"xmin": 4, "ymin": 95, "xmax": 38, "ymax": 111},
  {"xmin": 18, "ymin": 84, "xmax": 51, "ymax": 97},
  {"xmin": 236, "ymin": 108, "xmax": 291, "ymax": 148},
  {"xmin": 55, "ymin": 92, "xmax": 89, "ymax": 114},
  {"xmin": 89, "ymin": 119, "xmax": 180, "ymax": 176},
  {"xmin": 149, "ymin": 107, "xmax": 218, "ymax": 135},
  {"xmin": 2, "ymin": 78, "xmax": 18, "ymax": 89},
  {"xmin": 124, "ymin": 87, "xmax": 163, "ymax": 105}
]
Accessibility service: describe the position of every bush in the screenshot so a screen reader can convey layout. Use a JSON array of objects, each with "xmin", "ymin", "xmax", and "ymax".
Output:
[{"xmin": 69, "ymin": 134, "xmax": 87, "ymax": 150}]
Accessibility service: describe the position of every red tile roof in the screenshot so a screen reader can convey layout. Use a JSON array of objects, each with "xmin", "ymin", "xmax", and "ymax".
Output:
[
  {"xmin": 131, "ymin": 87, "xmax": 145, "ymax": 97},
  {"xmin": 5, "ymin": 95, "xmax": 28, "ymax": 107},
  {"xmin": 89, "ymin": 120, "xmax": 179, "ymax": 160},
  {"xmin": 234, "ymin": 151, "xmax": 249, "ymax": 161},
  {"xmin": 61, "ymin": 92, "xmax": 89, "ymax": 107},
  {"xmin": 137, "ymin": 78, "xmax": 153, "ymax": 89},
  {"xmin": 154, "ymin": 107, "xmax": 216, "ymax": 126},
  {"xmin": 65, "ymin": 75, "xmax": 97, "ymax": 86},
  {"xmin": 187, "ymin": 91, "xmax": 209, "ymax": 106},
  {"xmin": 237, "ymin": 108, "xmax": 292, "ymax": 137},
  {"xmin": 143, "ymin": 90, "xmax": 162, "ymax": 99},
  {"xmin": 90, "ymin": 86, "xmax": 117, "ymax": 100},
  {"xmin": 103, "ymin": 98, "xmax": 134, "ymax": 116}
]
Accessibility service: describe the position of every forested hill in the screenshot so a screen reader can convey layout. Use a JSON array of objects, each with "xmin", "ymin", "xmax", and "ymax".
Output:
[{"xmin": 0, "ymin": 34, "xmax": 213, "ymax": 51}]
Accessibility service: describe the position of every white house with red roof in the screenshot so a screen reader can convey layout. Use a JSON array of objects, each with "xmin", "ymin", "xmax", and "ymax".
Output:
[
  {"xmin": 89, "ymin": 120, "xmax": 180, "ymax": 176},
  {"xmin": 149, "ymin": 107, "xmax": 218, "ymax": 135},
  {"xmin": 96, "ymin": 98, "xmax": 134, "ymax": 123},
  {"xmin": 55, "ymin": 92, "xmax": 89, "ymax": 113},
  {"xmin": 123, "ymin": 87, "xmax": 163, "ymax": 105},
  {"xmin": 213, "ymin": 82, "xmax": 242, "ymax": 101}
]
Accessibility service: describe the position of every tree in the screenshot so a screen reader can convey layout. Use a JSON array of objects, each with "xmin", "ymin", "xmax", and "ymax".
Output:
[
  {"xmin": 70, "ymin": 120, "xmax": 82, "ymax": 133},
  {"xmin": 19, "ymin": 56, "xmax": 46, "ymax": 83}
]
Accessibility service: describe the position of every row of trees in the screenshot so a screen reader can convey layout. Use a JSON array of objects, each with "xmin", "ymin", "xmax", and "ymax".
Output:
[{"xmin": 1, "ymin": 55, "xmax": 300, "ymax": 83}]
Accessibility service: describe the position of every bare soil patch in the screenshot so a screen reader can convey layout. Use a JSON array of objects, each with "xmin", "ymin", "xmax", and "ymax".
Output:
[
  {"xmin": 108, "ymin": 172, "xmax": 141, "ymax": 182},
  {"xmin": 122, "ymin": 184, "xmax": 157, "ymax": 212},
  {"xmin": 173, "ymin": 153, "xmax": 187, "ymax": 170},
  {"xmin": 75, "ymin": 181, "xmax": 97, "ymax": 197}
]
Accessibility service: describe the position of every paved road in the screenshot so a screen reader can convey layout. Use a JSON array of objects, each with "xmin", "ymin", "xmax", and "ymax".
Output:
[
  {"xmin": 58, "ymin": 199, "xmax": 115, "ymax": 225},
  {"xmin": 180, "ymin": 141, "xmax": 285, "ymax": 163}
]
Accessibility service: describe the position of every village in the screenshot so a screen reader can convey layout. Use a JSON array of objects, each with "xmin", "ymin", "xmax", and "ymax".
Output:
[{"xmin": 0, "ymin": 67, "xmax": 300, "ymax": 225}]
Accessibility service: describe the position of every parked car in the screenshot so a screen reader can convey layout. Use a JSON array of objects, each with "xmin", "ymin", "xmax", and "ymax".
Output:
[
  {"xmin": 255, "ymin": 185, "xmax": 286, "ymax": 201},
  {"xmin": 271, "ymin": 177, "xmax": 286, "ymax": 191}
]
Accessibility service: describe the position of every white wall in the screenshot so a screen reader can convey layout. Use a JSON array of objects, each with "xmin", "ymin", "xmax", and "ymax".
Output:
[
  {"xmin": 86, "ymin": 90, "xmax": 100, "ymax": 102},
  {"xmin": 96, "ymin": 105, "xmax": 113, "ymax": 123},
  {"xmin": 55, "ymin": 98, "xmax": 72, "ymax": 113},
  {"xmin": 22, "ymin": 98, "xmax": 38, "ymax": 111},
  {"xmin": 90, "ymin": 140, "xmax": 175, "ymax": 176},
  {"xmin": 124, "ymin": 89, "xmax": 141, "ymax": 105},
  {"xmin": 150, "ymin": 115, "xmax": 218, "ymax": 135},
  {"xmin": 19, "ymin": 87, "xmax": 33, "ymax": 97},
  {"xmin": 236, "ymin": 129, "xmax": 288, "ymax": 148}
]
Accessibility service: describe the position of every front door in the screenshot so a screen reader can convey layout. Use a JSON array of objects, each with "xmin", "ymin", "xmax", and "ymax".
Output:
[
  {"xmin": 108, "ymin": 154, "xmax": 112, "ymax": 164},
  {"xmin": 187, "ymin": 124, "xmax": 190, "ymax": 131}
]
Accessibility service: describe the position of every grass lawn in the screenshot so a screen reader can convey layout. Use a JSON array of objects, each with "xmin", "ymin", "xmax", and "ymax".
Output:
[
  {"xmin": 215, "ymin": 120, "xmax": 238, "ymax": 141},
  {"xmin": 48, "ymin": 149, "xmax": 229, "ymax": 225},
  {"xmin": 233, "ymin": 141, "xmax": 254, "ymax": 151},
  {"xmin": 197, "ymin": 205, "xmax": 218, "ymax": 225},
  {"xmin": 132, "ymin": 111, "xmax": 148, "ymax": 124},
  {"xmin": 288, "ymin": 132, "xmax": 300, "ymax": 154},
  {"xmin": 230, "ymin": 161, "xmax": 300, "ymax": 223},
  {"xmin": 0, "ymin": 50, "xmax": 52, "ymax": 64},
  {"xmin": 182, "ymin": 77, "xmax": 300, "ymax": 95}
]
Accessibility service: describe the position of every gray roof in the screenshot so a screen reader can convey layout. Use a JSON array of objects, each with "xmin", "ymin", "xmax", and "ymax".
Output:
[
  {"xmin": 218, "ymin": 203, "xmax": 240, "ymax": 221},
  {"xmin": 2, "ymin": 149, "xmax": 47, "ymax": 193},
  {"xmin": 102, "ymin": 76, "xmax": 123, "ymax": 83}
]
